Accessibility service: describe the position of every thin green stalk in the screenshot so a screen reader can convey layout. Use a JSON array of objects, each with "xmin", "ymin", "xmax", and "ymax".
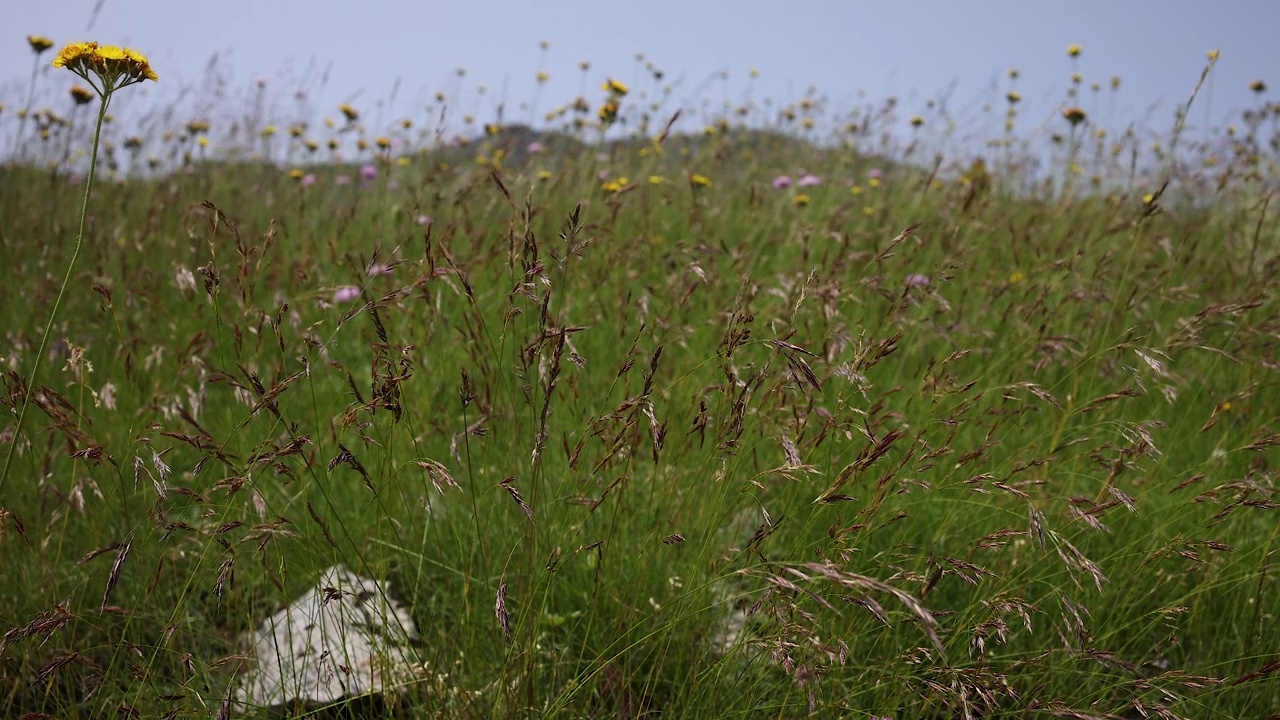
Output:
[{"xmin": 0, "ymin": 93, "xmax": 110, "ymax": 497}]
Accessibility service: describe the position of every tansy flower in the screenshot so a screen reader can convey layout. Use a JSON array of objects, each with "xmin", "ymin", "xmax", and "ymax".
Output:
[
  {"xmin": 69, "ymin": 86, "xmax": 95, "ymax": 105},
  {"xmin": 339, "ymin": 103, "xmax": 359, "ymax": 122},
  {"xmin": 1067, "ymin": 44, "xmax": 1082, "ymax": 58},
  {"xmin": 689, "ymin": 173, "xmax": 711, "ymax": 188},
  {"xmin": 601, "ymin": 78, "xmax": 628, "ymax": 96},
  {"xmin": 792, "ymin": 194, "xmax": 811, "ymax": 207},
  {"xmin": 1062, "ymin": 107, "xmax": 1087, "ymax": 125},
  {"xmin": 28, "ymin": 35, "xmax": 55, "ymax": 54}
]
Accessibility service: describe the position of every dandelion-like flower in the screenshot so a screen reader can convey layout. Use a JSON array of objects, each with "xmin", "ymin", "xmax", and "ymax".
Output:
[
  {"xmin": 792, "ymin": 194, "xmax": 811, "ymax": 207},
  {"xmin": 689, "ymin": 173, "xmax": 711, "ymax": 188},
  {"xmin": 1250, "ymin": 80, "xmax": 1267, "ymax": 94},
  {"xmin": 69, "ymin": 86, "xmax": 95, "ymax": 105},
  {"xmin": 1062, "ymin": 107, "xmax": 1087, "ymax": 126},
  {"xmin": 1067, "ymin": 44, "xmax": 1082, "ymax": 58},
  {"xmin": 28, "ymin": 35, "xmax": 55, "ymax": 54},
  {"xmin": 52, "ymin": 42, "xmax": 157, "ymax": 97},
  {"xmin": 598, "ymin": 101, "xmax": 619, "ymax": 125},
  {"xmin": 601, "ymin": 78, "xmax": 629, "ymax": 96},
  {"xmin": 910, "ymin": 115, "xmax": 924, "ymax": 127}
]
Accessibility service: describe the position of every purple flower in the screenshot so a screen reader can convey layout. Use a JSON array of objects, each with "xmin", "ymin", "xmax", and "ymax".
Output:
[
  {"xmin": 359, "ymin": 164, "xmax": 378, "ymax": 181},
  {"xmin": 333, "ymin": 285, "xmax": 361, "ymax": 303},
  {"xmin": 334, "ymin": 175, "xmax": 351, "ymax": 186},
  {"xmin": 797, "ymin": 174, "xmax": 822, "ymax": 187},
  {"xmin": 527, "ymin": 141, "xmax": 545, "ymax": 154},
  {"xmin": 415, "ymin": 214, "xmax": 432, "ymax": 226},
  {"xmin": 772, "ymin": 175, "xmax": 793, "ymax": 189},
  {"xmin": 300, "ymin": 173, "xmax": 317, "ymax": 187},
  {"xmin": 905, "ymin": 274, "xmax": 930, "ymax": 287},
  {"xmin": 867, "ymin": 167, "xmax": 884, "ymax": 179}
]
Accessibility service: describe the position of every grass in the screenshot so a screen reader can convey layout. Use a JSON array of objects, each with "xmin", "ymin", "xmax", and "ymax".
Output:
[{"xmin": 1, "ymin": 46, "xmax": 1278, "ymax": 719}]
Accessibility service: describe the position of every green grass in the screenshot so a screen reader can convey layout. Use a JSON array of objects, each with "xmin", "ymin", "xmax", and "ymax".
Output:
[{"xmin": 1, "ymin": 53, "xmax": 1278, "ymax": 720}]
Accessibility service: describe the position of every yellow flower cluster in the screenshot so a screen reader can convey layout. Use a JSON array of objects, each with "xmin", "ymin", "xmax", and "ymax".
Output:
[{"xmin": 52, "ymin": 42, "xmax": 157, "ymax": 97}]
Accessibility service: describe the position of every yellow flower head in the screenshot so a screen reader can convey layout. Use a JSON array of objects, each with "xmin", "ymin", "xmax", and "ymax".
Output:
[
  {"xmin": 601, "ymin": 78, "xmax": 629, "ymax": 96},
  {"xmin": 689, "ymin": 173, "xmax": 711, "ymax": 188},
  {"xmin": 1067, "ymin": 44, "xmax": 1082, "ymax": 58},
  {"xmin": 53, "ymin": 42, "xmax": 157, "ymax": 95},
  {"xmin": 537, "ymin": 170, "xmax": 552, "ymax": 181},
  {"xmin": 375, "ymin": 136, "xmax": 392, "ymax": 150},
  {"xmin": 1062, "ymin": 107, "xmax": 1087, "ymax": 125},
  {"xmin": 792, "ymin": 194, "xmax": 811, "ymax": 207},
  {"xmin": 339, "ymin": 103, "xmax": 359, "ymax": 122},
  {"xmin": 1206, "ymin": 49, "xmax": 1220, "ymax": 62},
  {"xmin": 1006, "ymin": 91, "xmax": 1021, "ymax": 104},
  {"xmin": 261, "ymin": 125, "xmax": 277, "ymax": 138},
  {"xmin": 910, "ymin": 115, "xmax": 924, "ymax": 127},
  {"xmin": 536, "ymin": 71, "xmax": 549, "ymax": 83},
  {"xmin": 598, "ymin": 101, "xmax": 619, "ymax": 124},
  {"xmin": 186, "ymin": 120, "xmax": 210, "ymax": 134},
  {"xmin": 647, "ymin": 175, "xmax": 665, "ymax": 185},
  {"xmin": 69, "ymin": 86, "xmax": 95, "ymax": 105},
  {"xmin": 28, "ymin": 35, "xmax": 55, "ymax": 54},
  {"xmin": 1250, "ymin": 79, "xmax": 1267, "ymax": 94}
]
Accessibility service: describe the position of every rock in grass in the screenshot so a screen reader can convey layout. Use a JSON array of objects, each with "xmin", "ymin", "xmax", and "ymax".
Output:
[{"xmin": 234, "ymin": 564, "xmax": 419, "ymax": 712}]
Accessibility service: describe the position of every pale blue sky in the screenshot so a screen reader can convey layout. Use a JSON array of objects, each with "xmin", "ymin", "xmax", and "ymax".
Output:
[{"xmin": 2, "ymin": 0, "xmax": 1275, "ymax": 151}]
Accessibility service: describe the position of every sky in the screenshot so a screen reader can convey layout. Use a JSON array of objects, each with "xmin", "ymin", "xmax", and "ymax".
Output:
[{"xmin": 2, "ymin": 0, "xmax": 1276, "ymax": 158}]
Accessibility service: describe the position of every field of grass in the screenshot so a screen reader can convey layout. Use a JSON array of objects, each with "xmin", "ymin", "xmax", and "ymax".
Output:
[{"xmin": 1, "ymin": 42, "xmax": 1278, "ymax": 719}]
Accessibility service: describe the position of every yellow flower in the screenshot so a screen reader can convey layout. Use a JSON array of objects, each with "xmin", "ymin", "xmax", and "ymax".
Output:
[
  {"xmin": 1206, "ymin": 49, "xmax": 1220, "ymax": 62},
  {"xmin": 537, "ymin": 170, "xmax": 552, "ymax": 180},
  {"xmin": 1008, "ymin": 68, "xmax": 1020, "ymax": 79},
  {"xmin": 357, "ymin": 138, "xmax": 369, "ymax": 150},
  {"xmin": 536, "ymin": 71, "xmax": 549, "ymax": 83},
  {"xmin": 647, "ymin": 175, "xmax": 665, "ymax": 185},
  {"xmin": 328, "ymin": 139, "xmax": 339, "ymax": 150},
  {"xmin": 197, "ymin": 136, "xmax": 209, "ymax": 148},
  {"xmin": 289, "ymin": 124, "xmax": 305, "ymax": 138},
  {"xmin": 850, "ymin": 185, "xmax": 863, "ymax": 195},
  {"xmin": 339, "ymin": 103, "xmax": 359, "ymax": 122},
  {"xmin": 1062, "ymin": 107, "xmax": 1087, "ymax": 125},
  {"xmin": 601, "ymin": 180, "xmax": 622, "ymax": 193},
  {"xmin": 792, "ymin": 194, "xmax": 810, "ymax": 207},
  {"xmin": 601, "ymin": 78, "xmax": 629, "ymax": 96},
  {"xmin": 289, "ymin": 168, "xmax": 304, "ymax": 180},
  {"xmin": 1006, "ymin": 91, "xmax": 1021, "ymax": 104},
  {"xmin": 868, "ymin": 178, "xmax": 881, "ymax": 188},
  {"xmin": 598, "ymin": 101, "xmax": 618, "ymax": 124},
  {"xmin": 1008, "ymin": 271, "xmax": 1025, "ymax": 284},
  {"xmin": 1067, "ymin": 44, "xmax": 1082, "ymax": 58},
  {"xmin": 186, "ymin": 120, "xmax": 210, "ymax": 134},
  {"xmin": 689, "ymin": 173, "xmax": 711, "ymax": 188},
  {"xmin": 261, "ymin": 125, "xmax": 277, "ymax": 138},
  {"xmin": 397, "ymin": 156, "xmax": 410, "ymax": 167},
  {"xmin": 69, "ymin": 86, "xmax": 95, "ymax": 105},
  {"xmin": 28, "ymin": 35, "xmax": 55, "ymax": 54},
  {"xmin": 52, "ymin": 42, "xmax": 157, "ymax": 93},
  {"xmin": 1250, "ymin": 80, "xmax": 1267, "ymax": 94},
  {"xmin": 1142, "ymin": 193, "xmax": 1155, "ymax": 204},
  {"xmin": 910, "ymin": 115, "xmax": 924, "ymax": 127},
  {"xmin": 1111, "ymin": 76, "xmax": 1122, "ymax": 90},
  {"xmin": 375, "ymin": 136, "xmax": 392, "ymax": 150}
]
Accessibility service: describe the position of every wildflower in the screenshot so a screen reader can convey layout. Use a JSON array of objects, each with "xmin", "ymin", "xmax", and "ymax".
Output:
[
  {"xmin": 261, "ymin": 125, "xmax": 277, "ymax": 138},
  {"xmin": 526, "ymin": 141, "xmax": 545, "ymax": 154},
  {"xmin": 289, "ymin": 168, "xmax": 304, "ymax": 180},
  {"xmin": 850, "ymin": 185, "xmax": 863, "ymax": 195},
  {"xmin": 1067, "ymin": 44, "xmax": 1082, "ymax": 57},
  {"xmin": 69, "ymin": 86, "xmax": 94, "ymax": 105},
  {"xmin": 52, "ymin": 42, "xmax": 157, "ymax": 95},
  {"xmin": 1008, "ymin": 271, "xmax": 1025, "ymax": 284},
  {"xmin": 339, "ymin": 103, "xmax": 359, "ymax": 122},
  {"xmin": 1207, "ymin": 49, "xmax": 1220, "ymax": 62},
  {"xmin": 868, "ymin": 177, "xmax": 881, "ymax": 188},
  {"xmin": 359, "ymin": 164, "xmax": 377, "ymax": 180},
  {"xmin": 1008, "ymin": 68, "xmax": 1020, "ymax": 79},
  {"xmin": 905, "ymin": 274, "xmax": 930, "ymax": 287},
  {"xmin": 327, "ymin": 139, "xmax": 338, "ymax": 151},
  {"xmin": 797, "ymin": 174, "xmax": 822, "ymax": 187},
  {"xmin": 301, "ymin": 173, "xmax": 317, "ymax": 187},
  {"xmin": 1062, "ymin": 107, "xmax": 1087, "ymax": 125},
  {"xmin": 289, "ymin": 124, "xmax": 305, "ymax": 138},
  {"xmin": 1111, "ymin": 76, "xmax": 1122, "ymax": 90},
  {"xmin": 1071, "ymin": 72, "xmax": 1082, "ymax": 84},
  {"xmin": 536, "ymin": 71, "xmax": 549, "ymax": 83},
  {"xmin": 601, "ymin": 180, "xmax": 623, "ymax": 193},
  {"xmin": 1250, "ymin": 80, "xmax": 1267, "ymax": 94},
  {"xmin": 598, "ymin": 102, "xmax": 618, "ymax": 124},
  {"xmin": 910, "ymin": 115, "xmax": 924, "ymax": 127},
  {"xmin": 1142, "ymin": 193, "xmax": 1155, "ymax": 204},
  {"xmin": 1006, "ymin": 91, "xmax": 1021, "ymax": 104},
  {"xmin": 375, "ymin": 136, "xmax": 392, "ymax": 150},
  {"xmin": 333, "ymin": 286, "xmax": 361, "ymax": 303},
  {"xmin": 601, "ymin": 78, "xmax": 629, "ymax": 96},
  {"xmin": 536, "ymin": 170, "xmax": 552, "ymax": 181},
  {"xmin": 772, "ymin": 175, "xmax": 793, "ymax": 189},
  {"xmin": 28, "ymin": 35, "xmax": 55, "ymax": 54},
  {"xmin": 648, "ymin": 175, "xmax": 665, "ymax": 185},
  {"xmin": 689, "ymin": 173, "xmax": 711, "ymax": 188},
  {"xmin": 792, "ymin": 194, "xmax": 811, "ymax": 207},
  {"xmin": 186, "ymin": 120, "xmax": 210, "ymax": 134}
]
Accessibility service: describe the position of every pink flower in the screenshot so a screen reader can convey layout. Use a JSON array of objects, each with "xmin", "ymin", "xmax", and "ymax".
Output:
[
  {"xmin": 867, "ymin": 168, "xmax": 883, "ymax": 179},
  {"xmin": 415, "ymin": 215, "xmax": 432, "ymax": 226},
  {"xmin": 905, "ymin": 274, "xmax": 930, "ymax": 287},
  {"xmin": 333, "ymin": 286, "xmax": 361, "ymax": 303},
  {"xmin": 797, "ymin": 174, "xmax": 822, "ymax": 187},
  {"xmin": 527, "ymin": 141, "xmax": 545, "ymax": 154},
  {"xmin": 300, "ymin": 173, "xmax": 317, "ymax": 187},
  {"xmin": 772, "ymin": 175, "xmax": 793, "ymax": 189},
  {"xmin": 335, "ymin": 175, "xmax": 352, "ymax": 185},
  {"xmin": 359, "ymin": 164, "xmax": 378, "ymax": 180}
]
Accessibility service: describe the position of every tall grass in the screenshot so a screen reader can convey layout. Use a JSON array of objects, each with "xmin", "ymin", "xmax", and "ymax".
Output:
[{"xmin": 1, "ymin": 47, "xmax": 1277, "ymax": 719}]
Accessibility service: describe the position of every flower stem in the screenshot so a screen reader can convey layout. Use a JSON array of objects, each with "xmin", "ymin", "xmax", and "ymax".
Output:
[{"xmin": 0, "ymin": 93, "xmax": 110, "ymax": 496}]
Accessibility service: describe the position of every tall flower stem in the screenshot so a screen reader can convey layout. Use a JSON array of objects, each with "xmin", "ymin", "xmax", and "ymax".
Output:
[{"xmin": 0, "ymin": 94, "xmax": 110, "ymax": 496}]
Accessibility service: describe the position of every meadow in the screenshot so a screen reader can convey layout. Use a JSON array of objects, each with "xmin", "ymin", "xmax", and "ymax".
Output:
[{"xmin": 1, "ymin": 40, "xmax": 1277, "ymax": 719}]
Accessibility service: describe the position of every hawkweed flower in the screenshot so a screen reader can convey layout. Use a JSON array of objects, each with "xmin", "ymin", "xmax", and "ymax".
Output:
[
  {"xmin": 69, "ymin": 86, "xmax": 95, "ymax": 105},
  {"xmin": 792, "ymin": 194, "xmax": 811, "ymax": 207},
  {"xmin": 1062, "ymin": 107, "xmax": 1087, "ymax": 126},
  {"xmin": 689, "ymin": 173, "xmax": 711, "ymax": 188},
  {"xmin": 28, "ymin": 35, "xmax": 55, "ymax": 54},
  {"xmin": 598, "ymin": 101, "xmax": 619, "ymax": 125},
  {"xmin": 339, "ymin": 103, "xmax": 359, "ymax": 122},
  {"xmin": 2, "ymin": 41, "xmax": 156, "ymax": 496},
  {"xmin": 1067, "ymin": 44, "xmax": 1082, "ymax": 58},
  {"xmin": 1250, "ymin": 80, "xmax": 1267, "ymax": 94},
  {"xmin": 601, "ymin": 78, "xmax": 629, "ymax": 96}
]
